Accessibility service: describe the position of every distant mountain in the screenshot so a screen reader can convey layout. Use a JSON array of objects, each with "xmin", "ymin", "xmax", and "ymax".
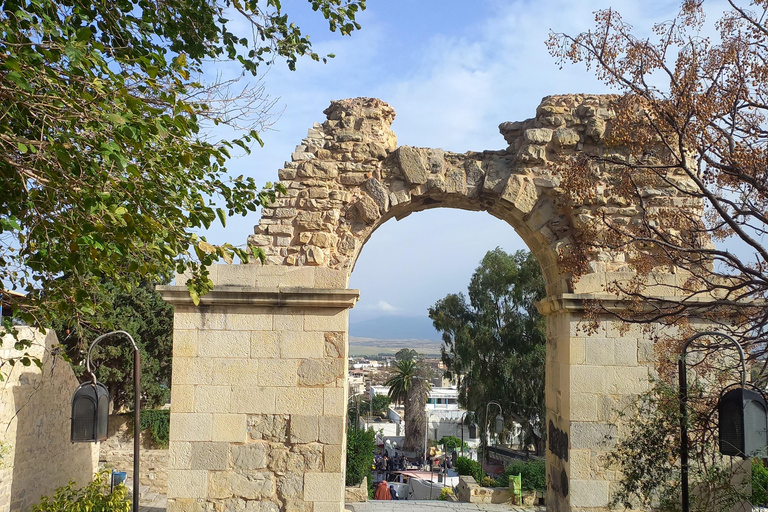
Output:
[{"xmin": 349, "ymin": 315, "xmax": 442, "ymax": 341}]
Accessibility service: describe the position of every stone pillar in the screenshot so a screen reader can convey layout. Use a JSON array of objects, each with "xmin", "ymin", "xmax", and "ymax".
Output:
[
  {"xmin": 540, "ymin": 294, "xmax": 653, "ymax": 512},
  {"xmin": 159, "ymin": 265, "xmax": 357, "ymax": 512}
]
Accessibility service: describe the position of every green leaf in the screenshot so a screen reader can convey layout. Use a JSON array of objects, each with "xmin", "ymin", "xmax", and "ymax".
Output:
[{"xmin": 17, "ymin": 143, "xmax": 28, "ymax": 154}]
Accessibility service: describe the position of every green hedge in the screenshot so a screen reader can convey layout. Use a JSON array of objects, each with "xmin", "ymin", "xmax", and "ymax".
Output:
[
  {"xmin": 455, "ymin": 456, "xmax": 483, "ymax": 482},
  {"xmin": 140, "ymin": 409, "xmax": 170, "ymax": 448},
  {"xmin": 497, "ymin": 459, "xmax": 546, "ymax": 492},
  {"xmin": 754, "ymin": 459, "xmax": 768, "ymax": 506},
  {"xmin": 346, "ymin": 428, "xmax": 375, "ymax": 486}
]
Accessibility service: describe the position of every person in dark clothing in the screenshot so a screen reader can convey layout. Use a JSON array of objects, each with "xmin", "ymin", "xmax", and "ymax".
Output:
[{"xmin": 389, "ymin": 485, "xmax": 398, "ymax": 500}]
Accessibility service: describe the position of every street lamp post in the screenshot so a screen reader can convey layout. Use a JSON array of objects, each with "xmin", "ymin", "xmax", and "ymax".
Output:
[
  {"xmin": 483, "ymin": 400, "xmax": 503, "ymax": 474},
  {"xmin": 458, "ymin": 411, "xmax": 469, "ymax": 458}
]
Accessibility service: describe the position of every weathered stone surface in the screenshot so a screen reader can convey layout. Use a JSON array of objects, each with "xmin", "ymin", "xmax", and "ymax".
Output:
[
  {"xmin": 394, "ymin": 146, "xmax": 428, "ymax": 184},
  {"xmin": 231, "ymin": 471, "xmax": 275, "ymax": 499},
  {"xmin": 232, "ymin": 442, "xmax": 269, "ymax": 470},
  {"xmin": 364, "ymin": 178, "xmax": 389, "ymax": 211},
  {"xmin": 524, "ymin": 128, "xmax": 553, "ymax": 144},
  {"xmin": 297, "ymin": 359, "xmax": 343, "ymax": 386},
  {"xmin": 324, "ymin": 331, "xmax": 344, "ymax": 358},
  {"xmin": 247, "ymin": 415, "xmax": 289, "ymax": 443},
  {"xmin": 355, "ymin": 195, "xmax": 380, "ymax": 223}
]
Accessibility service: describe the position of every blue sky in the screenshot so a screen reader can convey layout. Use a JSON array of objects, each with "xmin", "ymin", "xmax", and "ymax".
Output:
[{"xmin": 203, "ymin": 0, "xmax": 726, "ymax": 332}]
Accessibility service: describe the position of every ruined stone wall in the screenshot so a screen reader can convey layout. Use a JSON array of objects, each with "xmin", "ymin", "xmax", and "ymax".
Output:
[
  {"xmin": 0, "ymin": 328, "xmax": 98, "ymax": 512},
  {"xmin": 164, "ymin": 96, "xmax": 706, "ymax": 512},
  {"xmin": 248, "ymin": 95, "xmax": 696, "ymax": 299}
]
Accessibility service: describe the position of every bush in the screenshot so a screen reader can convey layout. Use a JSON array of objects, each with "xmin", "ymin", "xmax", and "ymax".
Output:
[
  {"xmin": 140, "ymin": 409, "xmax": 170, "ymax": 448},
  {"xmin": 438, "ymin": 487, "xmax": 454, "ymax": 500},
  {"xmin": 455, "ymin": 456, "xmax": 483, "ymax": 483},
  {"xmin": 31, "ymin": 470, "xmax": 130, "ymax": 512},
  {"xmin": 497, "ymin": 459, "xmax": 546, "ymax": 492},
  {"xmin": 438, "ymin": 435, "xmax": 468, "ymax": 452},
  {"xmin": 346, "ymin": 428, "xmax": 376, "ymax": 486},
  {"xmin": 754, "ymin": 459, "xmax": 768, "ymax": 506}
]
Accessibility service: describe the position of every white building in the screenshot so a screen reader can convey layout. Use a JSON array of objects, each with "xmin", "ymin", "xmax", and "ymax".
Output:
[{"xmin": 370, "ymin": 385, "xmax": 479, "ymax": 452}]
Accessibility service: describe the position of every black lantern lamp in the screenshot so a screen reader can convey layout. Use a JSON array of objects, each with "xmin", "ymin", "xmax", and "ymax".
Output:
[
  {"xmin": 71, "ymin": 379, "xmax": 109, "ymax": 442},
  {"xmin": 70, "ymin": 330, "xmax": 141, "ymax": 512},
  {"xmin": 718, "ymin": 386, "xmax": 768, "ymax": 458}
]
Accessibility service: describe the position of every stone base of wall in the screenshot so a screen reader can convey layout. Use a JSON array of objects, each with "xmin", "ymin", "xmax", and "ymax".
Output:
[
  {"xmin": 100, "ymin": 449, "xmax": 169, "ymax": 495},
  {"xmin": 345, "ymin": 477, "xmax": 367, "ymax": 503},
  {"xmin": 455, "ymin": 476, "xmax": 511, "ymax": 504}
]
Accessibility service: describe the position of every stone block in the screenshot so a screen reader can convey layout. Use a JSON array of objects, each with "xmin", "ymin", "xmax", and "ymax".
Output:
[
  {"xmin": 614, "ymin": 337, "xmax": 639, "ymax": 366},
  {"xmin": 290, "ymin": 415, "xmax": 319, "ymax": 443},
  {"xmin": 569, "ymin": 393, "xmax": 598, "ymax": 422},
  {"xmin": 323, "ymin": 444, "xmax": 343, "ymax": 473},
  {"xmin": 170, "ymin": 413, "xmax": 212, "ymax": 442},
  {"xmin": 211, "ymin": 414, "xmax": 247, "ymax": 443},
  {"xmin": 570, "ymin": 365, "xmax": 607, "ymax": 394},
  {"xmin": 212, "ymin": 358, "xmax": 259, "ymax": 386},
  {"xmin": 604, "ymin": 366, "xmax": 649, "ymax": 395},
  {"xmin": 569, "ymin": 421, "xmax": 616, "ymax": 450},
  {"xmin": 297, "ymin": 359, "xmax": 343, "ymax": 386},
  {"xmin": 207, "ymin": 471, "xmax": 233, "ymax": 499},
  {"xmin": 193, "ymin": 385, "xmax": 231, "ymax": 413},
  {"xmin": 198, "ymin": 331, "xmax": 250, "ymax": 359},
  {"xmin": 303, "ymin": 309, "xmax": 348, "ymax": 332},
  {"xmin": 171, "ymin": 357, "xmax": 194, "ymax": 386},
  {"xmin": 232, "ymin": 442, "xmax": 269, "ymax": 470},
  {"xmin": 171, "ymin": 385, "xmax": 195, "ymax": 413},
  {"xmin": 169, "ymin": 441, "xmax": 192, "ymax": 470},
  {"xmin": 394, "ymin": 146, "xmax": 428, "ymax": 185},
  {"xmin": 569, "ymin": 479, "xmax": 610, "ymax": 508},
  {"xmin": 280, "ymin": 331, "xmax": 324, "ymax": 359},
  {"xmin": 190, "ymin": 442, "xmax": 229, "ymax": 471},
  {"xmin": 273, "ymin": 308, "xmax": 304, "ymax": 331},
  {"xmin": 278, "ymin": 472, "xmax": 305, "ymax": 499},
  {"xmin": 314, "ymin": 268, "xmax": 348, "ymax": 289},
  {"xmin": 247, "ymin": 414, "xmax": 289, "ymax": 442},
  {"xmin": 259, "ymin": 359, "xmax": 298, "ymax": 387},
  {"xmin": 168, "ymin": 469, "xmax": 208, "ymax": 499},
  {"xmin": 318, "ymin": 416, "xmax": 344, "ymax": 444},
  {"xmin": 324, "ymin": 332, "xmax": 345, "ymax": 358},
  {"xmin": 312, "ymin": 503, "xmax": 343, "ymax": 512},
  {"xmin": 231, "ymin": 386, "xmax": 277, "ymax": 414},
  {"xmin": 585, "ymin": 338, "xmax": 614, "ymax": 365},
  {"xmin": 276, "ymin": 388, "xmax": 324, "ymax": 415},
  {"xmin": 324, "ymin": 387, "xmax": 346, "ymax": 416},
  {"xmin": 227, "ymin": 310, "xmax": 273, "ymax": 331},
  {"xmin": 304, "ymin": 473, "xmax": 343, "ymax": 502},
  {"xmin": 174, "ymin": 330, "xmax": 198, "ymax": 358},
  {"xmin": 251, "ymin": 330, "xmax": 281, "ymax": 358}
]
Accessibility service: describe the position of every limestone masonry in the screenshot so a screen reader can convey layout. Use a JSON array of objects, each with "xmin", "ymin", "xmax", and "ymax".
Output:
[{"xmin": 161, "ymin": 96, "xmax": 701, "ymax": 512}]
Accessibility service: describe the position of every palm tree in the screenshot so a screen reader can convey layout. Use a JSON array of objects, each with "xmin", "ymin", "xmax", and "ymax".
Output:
[{"xmin": 385, "ymin": 359, "xmax": 432, "ymax": 453}]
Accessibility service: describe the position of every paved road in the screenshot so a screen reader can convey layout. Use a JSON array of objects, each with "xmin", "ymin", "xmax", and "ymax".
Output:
[{"xmin": 345, "ymin": 502, "xmax": 545, "ymax": 512}]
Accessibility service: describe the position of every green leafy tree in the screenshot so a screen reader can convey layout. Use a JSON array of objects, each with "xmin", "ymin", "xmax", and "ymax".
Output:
[
  {"xmin": 395, "ymin": 348, "xmax": 418, "ymax": 362},
  {"xmin": 0, "ymin": 0, "xmax": 366, "ymax": 370},
  {"xmin": 346, "ymin": 427, "xmax": 376, "ymax": 486},
  {"xmin": 53, "ymin": 279, "xmax": 173, "ymax": 411},
  {"xmin": 429, "ymin": 249, "xmax": 546, "ymax": 456},
  {"xmin": 385, "ymin": 358, "xmax": 432, "ymax": 453}
]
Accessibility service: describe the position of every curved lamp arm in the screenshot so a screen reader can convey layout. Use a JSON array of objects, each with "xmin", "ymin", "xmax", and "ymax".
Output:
[{"xmin": 85, "ymin": 330, "xmax": 140, "ymax": 512}]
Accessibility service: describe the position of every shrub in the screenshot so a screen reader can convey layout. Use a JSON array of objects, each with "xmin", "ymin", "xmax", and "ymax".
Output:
[
  {"xmin": 438, "ymin": 435, "xmax": 468, "ymax": 452},
  {"xmin": 497, "ymin": 459, "xmax": 546, "ymax": 492},
  {"xmin": 754, "ymin": 459, "xmax": 768, "ymax": 506},
  {"xmin": 30, "ymin": 470, "xmax": 130, "ymax": 512},
  {"xmin": 438, "ymin": 487, "xmax": 455, "ymax": 500},
  {"xmin": 346, "ymin": 427, "xmax": 376, "ymax": 486},
  {"xmin": 140, "ymin": 409, "xmax": 170, "ymax": 448},
  {"xmin": 455, "ymin": 456, "xmax": 483, "ymax": 483}
]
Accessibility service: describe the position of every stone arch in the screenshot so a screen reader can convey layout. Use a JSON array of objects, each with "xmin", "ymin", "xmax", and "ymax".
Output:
[
  {"xmin": 161, "ymin": 96, "xmax": 696, "ymax": 512},
  {"xmin": 248, "ymin": 96, "xmax": 632, "ymax": 298}
]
